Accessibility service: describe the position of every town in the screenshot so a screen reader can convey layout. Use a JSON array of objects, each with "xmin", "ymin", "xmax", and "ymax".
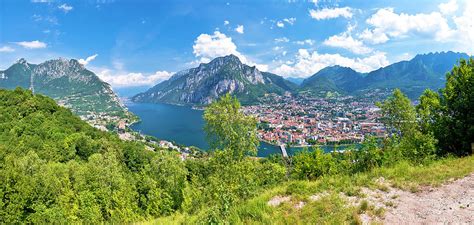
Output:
[{"xmin": 242, "ymin": 90, "xmax": 392, "ymax": 147}]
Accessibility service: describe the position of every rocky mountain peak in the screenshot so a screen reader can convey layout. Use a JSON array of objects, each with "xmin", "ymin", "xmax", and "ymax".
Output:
[{"xmin": 16, "ymin": 58, "xmax": 28, "ymax": 65}]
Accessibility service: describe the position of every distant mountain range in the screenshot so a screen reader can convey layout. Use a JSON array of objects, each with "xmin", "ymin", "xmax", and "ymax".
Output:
[
  {"xmin": 134, "ymin": 51, "xmax": 470, "ymax": 105},
  {"xmin": 301, "ymin": 51, "xmax": 470, "ymax": 98},
  {"xmin": 0, "ymin": 58, "xmax": 132, "ymax": 121},
  {"xmin": 132, "ymin": 55, "xmax": 297, "ymax": 105}
]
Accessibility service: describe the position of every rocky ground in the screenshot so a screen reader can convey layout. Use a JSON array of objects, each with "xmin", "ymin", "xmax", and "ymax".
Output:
[
  {"xmin": 267, "ymin": 174, "xmax": 474, "ymax": 224},
  {"xmin": 382, "ymin": 173, "xmax": 473, "ymax": 224}
]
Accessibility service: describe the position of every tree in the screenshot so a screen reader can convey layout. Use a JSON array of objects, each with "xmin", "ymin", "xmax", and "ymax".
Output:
[
  {"xmin": 378, "ymin": 89, "xmax": 436, "ymax": 162},
  {"xmin": 377, "ymin": 89, "xmax": 417, "ymax": 137},
  {"xmin": 203, "ymin": 94, "xmax": 259, "ymax": 160},
  {"xmin": 416, "ymin": 89, "xmax": 441, "ymax": 135},
  {"xmin": 438, "ymin": 58, "xmax": 474, "ymax": 155}
]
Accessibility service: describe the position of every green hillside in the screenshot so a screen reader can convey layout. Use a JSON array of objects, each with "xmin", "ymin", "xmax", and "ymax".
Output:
[{"xmin": 0, "ymin": 58, "xmax": 133, "ymax": 122}]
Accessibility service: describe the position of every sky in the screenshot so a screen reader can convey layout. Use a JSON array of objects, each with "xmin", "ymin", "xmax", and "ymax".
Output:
[{"xmin": 1, "ymin": 0, "xmax": 473, "ymax": 91}]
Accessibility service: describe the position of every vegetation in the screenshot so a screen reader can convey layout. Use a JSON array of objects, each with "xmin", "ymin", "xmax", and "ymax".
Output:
[{"xmin": 0, "ymin": 58, "xmax": 472, "ymax": 223}]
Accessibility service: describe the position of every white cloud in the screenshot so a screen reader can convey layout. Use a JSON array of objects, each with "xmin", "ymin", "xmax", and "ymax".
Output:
[
  {"xmin": 361, "ymin": 8, "xmax": 454, "ymax": 44},
  {"xmin": 0, "ymin": 46, "xmax": 15, "ymax": 53},
  {"xmin": 224, "ymin": 20, "xmax": 229, "ymax": 25},
  {"xmin": 14, "ymin": 40, "xmax": 47, "ymax": 49},
  {"xmin": 294, "ymin": 39, "xmax": 315, "ymax": 45},
  {"xmin": 310, "ymin": 0, "xmax": 318, "ymax": 6},
  {"xmin": 283, "ymin": 17, "xmax": 296, "ymax": 25},
  {"xmin": 235, "ymin": 25, "xmax": 244, "ymax": 34},
  {"xmin": 357, "ymin": 29, "xmax": 389, "ymax": 44},
  {"xmin": 309, "ymin": 7, "xmax": 353, "ymax": 20},
  {"xmin": 58, "ymin": 4, "xmax": 73, "ymax": 13},
  {"xmin": 192, "ymin": 31, "xmax": 268, "ymax": 71},
  {"xmin": 78, "ymin": 54, "xmax": 98, "ymax": 66},
  {"xmin": 275, "ymin": 37, "xmax": 290, "ymax": 43},
  {"xmin": 96, "ymin": 69, "xmax": 172, "ymax": 87},
  {"xmin": 276, "ymin": 21, "xmax": 285, "ymax": 28},
  {"xmin": 451, "ymin": 1, "xmax": 474, "ymax": 54},
  {"xmin": 438, "ymin": 0, "xmax": 458, "ymax": 15},
  {"xmin": 324, "ymin": 29, "xmax": 372, "ymax": 54},
  {"xmin": 272, "ymin": 49, "xmax": 389, "ymax": 78}
]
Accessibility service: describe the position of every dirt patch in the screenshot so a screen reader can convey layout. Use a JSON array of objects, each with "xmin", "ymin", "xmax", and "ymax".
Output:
[
  {"xmin": 383, "ymin": 173, "xmax": 474, "ymax": 224},
  {"xmin": 268, "ymin": 195, "xmax": 291, "ymax": 207}
]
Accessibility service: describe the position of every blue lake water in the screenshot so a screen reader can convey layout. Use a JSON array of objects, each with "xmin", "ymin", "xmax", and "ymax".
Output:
[{"xmin": 127, "ymin": 102, "xmax": 353, "ymax": 157}]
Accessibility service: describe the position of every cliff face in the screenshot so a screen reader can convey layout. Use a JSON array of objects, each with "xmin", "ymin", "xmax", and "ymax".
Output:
[{"xmin": 132, "ymin": 54, "xmax": 295, "ymax": 105}]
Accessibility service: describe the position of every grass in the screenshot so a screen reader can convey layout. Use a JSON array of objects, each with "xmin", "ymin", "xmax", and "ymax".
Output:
[
  {"xmin": 143, "ymin": 155, "xmax": 474, "ymax": 224},
  {"xmin": 222, "ymin": 155, "xmax": 474, "ymax": 224}
]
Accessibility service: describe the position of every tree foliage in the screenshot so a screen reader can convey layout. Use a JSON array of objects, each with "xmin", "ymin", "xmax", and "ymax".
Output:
[
  {"xmin": 437, "ymin": 58, "xmax": 474, "ymax": 155},
  {"xmin": 204, "ymin": 93, "xmax": 259, "ymax": 160}
]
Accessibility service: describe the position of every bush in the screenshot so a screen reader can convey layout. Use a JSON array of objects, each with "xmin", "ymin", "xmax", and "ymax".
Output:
[{"xmin": 292, "ymin": 147, "xmax": 339, "ymax": 180}]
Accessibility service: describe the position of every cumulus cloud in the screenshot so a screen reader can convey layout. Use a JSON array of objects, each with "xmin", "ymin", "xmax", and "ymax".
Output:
[
  {"xmin": 438, "ymin": 0, "xmax": 458, "ymax": 15},
  {"xmin": 235, "ymin": 25, "xmax": 244, "ymax": 34},
  {"xmin": 323, "ymin": 26, "xmax": 372, "ymax": 54},
  {"xmin": 360, "ymin": 8, "xmax": 454, "ymax": 44},
  {"xmin": 272, "ymin": 49, "xmax": 389, "ymax": 78},
  {"xmin": 224, "ymin": 20, "xmax": 229, "ymax": 25},
  {"xmin": 14, "ymin": 40, "xmax": 47, "ymax": 49},
  {"xmin": 0, "ymin": 46, "xmax": 15, "ymax": 52},
  {"xmin": 357, "ymin": 29, "xmax": 389, "ymax": 44},
  {"xmin": 276, "ymin": 21, "xmax": 285, "ymax": 28},
  {"xmin": 451, "ymin": 0, "xmax": 474, "ymax": 54},
  {"xmin": 78, "ymin": 54, "xmax": 98, "ymax": 65},
  {"xmin": 309, "ymin": 7, "xmax": 353, "ymax": 20},
  {"xmin": 58, "ymin": 4, "xmax": 73, "ymax": 13},
  {"xmin": 192, "ymin": 31, "xmax": 268, "ymax": 71},
  {"xmin": 96, "ymin": 69, "xmax": 172, "ymax": 87}
]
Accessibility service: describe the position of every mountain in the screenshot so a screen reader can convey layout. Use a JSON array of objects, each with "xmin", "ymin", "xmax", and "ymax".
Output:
[
  {"xmin": 300, "ymin": 65, "xmax": 364, "ymax": 96},
  {"xmin": 132, "ymin": 54, "xmax": 296, "ymax": 105},
  {"xmin": 300, "ymin": 51, "xmax": 470, "ymax": 98},
  {"xmin": 285, "ymin": 77, "xmax": 305, "ymax": 85},
  {"xmin": 0, "ymin": 58, "xmax": 133, "ymax": 123}
]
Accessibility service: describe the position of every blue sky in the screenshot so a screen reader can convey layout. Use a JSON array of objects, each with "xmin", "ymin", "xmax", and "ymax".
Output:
[{"xmin": 0, "ymin": 0, "xmax": 472, "ymax": 90}]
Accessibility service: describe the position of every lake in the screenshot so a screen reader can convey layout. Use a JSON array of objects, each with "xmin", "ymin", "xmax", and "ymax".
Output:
[{"xmin": 127, "ymin": 102, "xmax": 353, "ymax": 157}]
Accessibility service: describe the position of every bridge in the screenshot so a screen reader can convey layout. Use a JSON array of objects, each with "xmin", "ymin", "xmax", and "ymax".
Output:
[{"xmin": 279, "ymin": 144, "xmax": 288, "ymax": 158}]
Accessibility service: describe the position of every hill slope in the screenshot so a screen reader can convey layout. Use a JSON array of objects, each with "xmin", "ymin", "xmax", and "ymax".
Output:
[
  {"xmin": 0, "ymin": 58, "xmax": 133, "ymax": 122},
  {"xmin": 132, "ymin": 55, "xmax": 296, "ymax": 105}
]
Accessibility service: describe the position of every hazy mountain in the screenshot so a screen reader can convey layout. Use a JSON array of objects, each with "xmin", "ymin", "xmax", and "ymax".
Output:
[
  {"xmin": 0, "ymin": 58, "xmax": 132, "ymax": 119},
  {"xmin": 285, "ymin": 77, "xmax": 305, "ymax": 85},
  {"xmin": 132, "ymin": 54, "xmax": 296, "ymax": 105},
  {"xmin": 300, "ymin": 51, "xmax": 470, "ymax": 98},
  {"xmin": 299, "ymin": 65, "xmax": 364, "ymax": 96}
]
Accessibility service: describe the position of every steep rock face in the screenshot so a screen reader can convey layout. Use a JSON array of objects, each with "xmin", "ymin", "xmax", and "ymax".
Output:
[
  {"xmin": 0, "ymin": 58, "xmax": 129, "ymax": 118},
  {"xmin": 132, "ymin": 54, "xmax": 296, "ymax": 105}
]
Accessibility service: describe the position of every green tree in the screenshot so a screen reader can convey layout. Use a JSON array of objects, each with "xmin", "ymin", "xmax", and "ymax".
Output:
[
  {"xmin": 378, "ymin": 89, "xmax": 436, "ymax": 162},
  {"xmin": 203, "ymin": 93, "xmax": 259, "ymax": 160},
  {"xmin": 416, "ymin": 89, "xmax": 441, "ymax": 135},
  {"xmin": 438, "ymin": 58, "xmax": 474, "ymax": 155},
  {"xmin": 377, "ymin": 89, "xmax": 417, "ymax": 136}
]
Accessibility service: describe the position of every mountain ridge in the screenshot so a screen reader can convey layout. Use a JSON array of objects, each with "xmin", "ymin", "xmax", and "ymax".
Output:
[
  {"xmin": 0, "ymin": 58, "xmax": 134, "ymax": 125},
  {"xmin": 299, "ymin": 51, "xmax": 470, "ymax": 98},
  {"xmin": 132, "ymin": 54, "xmax": 296, "ymax": 105}
]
